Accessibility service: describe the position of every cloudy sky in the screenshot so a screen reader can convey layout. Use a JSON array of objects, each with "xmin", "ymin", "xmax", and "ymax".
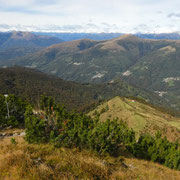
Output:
[{"xmin": 0, "ymin": 0, "xmax": 180, "ymax": 33}]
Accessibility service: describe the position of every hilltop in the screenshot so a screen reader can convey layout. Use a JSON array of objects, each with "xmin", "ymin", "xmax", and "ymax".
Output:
[
  {"xmin": 89, "ymin": 96, "xmax": 180, "ymax": 141},
  {"xmin": 0, "ymin": 35, "xmax": 151, "ymax": 82},
  {"xmin": 0, "ymin": 31, "xmax": 63, "ymax": 49},
  {"xmin": 0, "ymin": 31, "xmax": 63, "ymax": 63}
]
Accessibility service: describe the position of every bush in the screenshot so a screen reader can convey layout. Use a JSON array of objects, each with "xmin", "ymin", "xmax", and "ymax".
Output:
[
  {"xmin": 24, "ymin": 95, "xmax": 180, "ymax": 170},
  {"xmin": 127, "ymin": 132, "xmax": 180, "ymax": 170},
  {"xmin": 88, "ymin": 119, "xmax": 135, "ymax": 155},
  {"xmin": 0, "ymin": 94, "xmax": 27, "ymax": 127},
  {"xmin": 25, "ymin": 96, "xmax": 134, "ymax": 155},
  {"xmin": 100, "ymin": 105, "xmax": 109, "ymax": 114},
  {"xmin": 165, "ymin": 150, "xmax": 180, "ymax": 170},
  {"xmin": 54, "ymin": 112, "xmax": 96, "ymax": 149},
  {"xmin": 25, "ymin": 105, "xmax": 48, "ymax": 143}
]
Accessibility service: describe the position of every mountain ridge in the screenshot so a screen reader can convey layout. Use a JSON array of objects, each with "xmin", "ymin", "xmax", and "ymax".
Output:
[
  {"xmin": 1, "ymin": 35, "xmax": 180, "ymax": 111},
  {"xmin": 89, "ymin": 96, "xmax": 180, "ymax": 141},
  {"xmin": 0, "ymin": 31, "xmax": 63, "ymax": 63}
]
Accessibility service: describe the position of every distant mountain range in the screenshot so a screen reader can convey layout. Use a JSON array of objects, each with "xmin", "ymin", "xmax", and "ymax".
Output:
[
  {"xmin": 0, "ymin": 31, "xmax": 63, "ymax": 62},
  {"xmin": 136, "ymin": 33, "xmax": 180, "ymax": 40},
  {"xmin": 1, "ymin": 34, "xmax": 180, "ymax": 111},
  {"xmin": 34, "ymin": 32, "xmax": 180, "ymax": 41}
]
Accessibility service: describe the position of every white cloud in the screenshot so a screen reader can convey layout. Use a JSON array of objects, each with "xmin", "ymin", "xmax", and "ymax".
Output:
[{"xmin": 0, "ymin": 0, "xmax": 180, "ymax": 33}]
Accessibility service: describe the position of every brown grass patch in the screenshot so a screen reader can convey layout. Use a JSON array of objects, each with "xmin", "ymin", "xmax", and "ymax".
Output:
[{"xmin": 0, "ymin": 137, "xmax": 180, "ymax": 180}]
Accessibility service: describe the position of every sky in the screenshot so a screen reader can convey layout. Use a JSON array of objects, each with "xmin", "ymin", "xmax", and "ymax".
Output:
[{"xmin": 0, "ymin": 0, "xmax": 180, "ymax": 33}]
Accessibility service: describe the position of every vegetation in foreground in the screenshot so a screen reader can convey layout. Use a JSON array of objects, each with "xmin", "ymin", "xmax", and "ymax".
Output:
[
  {"xmin": 24, "ymin": 95, "xmax": 180, "ymax": 170},
  {"xmin": 1, "ymin": 136, "xmax": 180, "ymax": 180},
  {"xmin": 0, "ymin": 94, "xmax": 26, "ymax": 127},
  {"xmin": 0, "ymin": 94, "xmax": 180, "ymax": 178}
]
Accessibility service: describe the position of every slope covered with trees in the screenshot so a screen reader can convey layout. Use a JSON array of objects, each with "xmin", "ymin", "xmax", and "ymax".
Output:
[
  {"xmin": 0, "ymin": 66, "xmax": 168, "ymax": 111},
  {"xmin": 3, "ymin": 35, "xmax": 180, "ymax": 111}
]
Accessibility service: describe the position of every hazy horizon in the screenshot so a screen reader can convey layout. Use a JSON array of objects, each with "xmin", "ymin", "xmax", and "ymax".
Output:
[{"xmin": 0, "ymin": 0, "xmax": 180, "ymax": 33}]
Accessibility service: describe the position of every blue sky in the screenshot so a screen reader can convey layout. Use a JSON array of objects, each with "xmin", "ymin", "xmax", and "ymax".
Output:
[{"xmin": 0, "ymin": 0, "xmax": 180, "ymax": 33}]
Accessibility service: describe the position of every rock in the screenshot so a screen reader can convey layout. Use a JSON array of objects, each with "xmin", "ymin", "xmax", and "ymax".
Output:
[
  {"xmin": 6, "ymin": 126, "xmax": 13, "ymax": 130},
  {"xmin": 127, "ymin": 163, "xmax": 137, "ymax": 169},
  {"xmin": 34, "ymin": 157, "xmax": 42, "ymax": 164},
  {"xmin": 121, "ymin": 162, "xmax": 128, "ymax": 169},
  {"xmin": 12, "ymin": 133, "xmax": 18, "ymax": 137},
  {"xmin": 102, "ymin": 160, "xmax": 112, "ymax": 166},
  {"xmin": 20, "ymin": 132, "xmax": 26, "ymax": 136}
]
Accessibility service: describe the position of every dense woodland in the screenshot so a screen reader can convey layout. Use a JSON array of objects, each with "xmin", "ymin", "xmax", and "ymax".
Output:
[{"xmin": 0, "ymin": 67, "xmax": 171, "ymax": 113}]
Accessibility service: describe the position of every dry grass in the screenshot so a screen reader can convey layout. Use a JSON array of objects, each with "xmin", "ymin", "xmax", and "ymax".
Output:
[
  {"xmin": 0, "ymin": 128, "xmax": 24, "ymax": 134},
  {"xmin": 100, "ymin": 40, "xmax": 126, "ymax": 52},
  {"xmin": 159, "ymin": 46, "xmax": 176, "ymax": 55},
  {"xmin": 0, "ymin": 136, "xmax": 180, "ymax": 180}
]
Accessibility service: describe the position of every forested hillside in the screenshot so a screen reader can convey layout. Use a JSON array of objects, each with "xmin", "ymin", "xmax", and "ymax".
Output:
[
  {"xmin": 0, "ymin": 67, "xmax": 168, "ymax": 111},
  {"xmin": 3, "ymin": 35, "xmax": 180, "ymax": 111}
]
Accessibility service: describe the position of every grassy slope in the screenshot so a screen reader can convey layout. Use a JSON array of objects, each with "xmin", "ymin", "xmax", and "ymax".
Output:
[
  {"xmin": 1, "ymin": 135, "xmax": 180, "ymax": 180},
  {"xmin": 89, "ymin": 96, "xmax": 180, "ymax": 141}
]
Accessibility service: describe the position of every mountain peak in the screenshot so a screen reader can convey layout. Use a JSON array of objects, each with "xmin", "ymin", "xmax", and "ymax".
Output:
[
  {"xmin": 115, "ymin": 34, "xmax": 141, "ymax": 41},
  {"xmin": 11, "ymin": 31, "xmax": 35, "ymax": 40}
]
